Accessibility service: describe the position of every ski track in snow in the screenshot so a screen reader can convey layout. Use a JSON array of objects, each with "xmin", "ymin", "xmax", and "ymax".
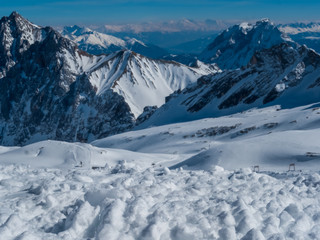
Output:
[{"xmin": 1, "ymin": 164, "xmax": 320, "ymax": 239}]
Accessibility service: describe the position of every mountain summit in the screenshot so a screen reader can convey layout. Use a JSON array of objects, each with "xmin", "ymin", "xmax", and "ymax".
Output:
[{"xmin": 199, "ymin": 19, "xmax": 294, "ymax": 69}]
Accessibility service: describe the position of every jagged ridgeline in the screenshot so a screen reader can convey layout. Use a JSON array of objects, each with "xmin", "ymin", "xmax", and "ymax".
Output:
[
  {"xmin": 138, "ymin": 21, "xmax": 320, "ymax": 128},
  {"xmin": 0, "ymin": 12, "xmax": 218, "ymax": 146}
]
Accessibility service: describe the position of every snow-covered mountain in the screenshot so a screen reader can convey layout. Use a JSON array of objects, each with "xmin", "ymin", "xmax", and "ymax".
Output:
[
  {"xmin": 138, "ymin": 43, "xmax": 320, "ymax": 127},
  {"xmin": 86, "ymin": 50, "xmax": 219, "ymax": 117},
  {"xmin": 62, "ymin": 25, "xmax": 168, "ymax": 59},
  {"xmin": 101, "ymin": 19, "xmax": 229, "ymax": 34},
  {"xmin": 199, "ymin": 19, "xmax": 294, "ymax": 69},
  {"xmin": 279, "ymin": 22, "xmax": 320, "ymax": 35},
  {"xmin": 0, "ymin": 12, "xmax": 217, "ymax": 146},
  {"xmin": 279, "ymin": 22, "xmax": 320, "ymax": 54}
]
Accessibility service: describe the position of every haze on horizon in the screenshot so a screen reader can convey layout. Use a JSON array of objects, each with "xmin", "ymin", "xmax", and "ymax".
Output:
[{"xmin": 1, "ymin": 0, "xmax": 320, "ymax": 28}]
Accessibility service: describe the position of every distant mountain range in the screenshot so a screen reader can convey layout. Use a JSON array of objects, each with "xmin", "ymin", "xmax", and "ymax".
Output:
[
  {"xmin": 1, "ymin": 12, "xmax": 320, "ymax": 146},
  {"xmin": 93, "ymin": 19, "xmax": 230, "ymax": 48},
  {"xmin": 62, "ymin": 25, "xmax": 168, "ymax": 59},
  {"xmin": 199, "ymin": 19, "xmax": 295, "ymax": 69},
  {"xmin": 0, "ymin": 12, "xmax": 218, "ymax": 146},
  {"xmin": 138, "ymin": 23, "xmax": 320, "ymax": 127},
  {"xmin": 62, "ymin": 21, "xmax": 320, "ymax": 65},
  {"xmin": 99, "ymin": 19, "xmax": 230, "ymax": 34},
  {"xmin": 279, "ymin": 22, "xmax": 320, "ymax": 53}
]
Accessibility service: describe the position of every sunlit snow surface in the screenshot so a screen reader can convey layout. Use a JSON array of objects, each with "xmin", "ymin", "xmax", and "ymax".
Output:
[
  {"xmin": 1, "ymin": 103, "xmax": 320, "ymax": 239},
  {"xmin": 2, "ymin": 165, "xmax": 320, "ymax": 239}
]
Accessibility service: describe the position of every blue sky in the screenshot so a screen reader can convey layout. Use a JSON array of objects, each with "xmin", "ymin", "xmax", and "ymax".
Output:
[{"xmin": 1, "ymin": 0, "xmax": 320, "ymax": 26}]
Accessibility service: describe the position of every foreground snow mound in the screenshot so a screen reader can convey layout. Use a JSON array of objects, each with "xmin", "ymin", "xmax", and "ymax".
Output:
[
  {"xmin": 1, "ymin": 164, "xmax": 320, "ymax": 239},
  {"xmin": 0, "ymin": 140, "xmax": 184, "ymax": 170},
  {"xmin": 0, "ymin": 141, "xmax": 92, "ymax": 169}
]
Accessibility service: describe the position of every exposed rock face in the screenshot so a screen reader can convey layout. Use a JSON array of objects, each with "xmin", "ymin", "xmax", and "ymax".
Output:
[
  {"xmin": 199, "ymin": 19, "xmax": 294, "ymax": 69},
  {"xmin": 138, "ymin": 43, "xmax": 320, "ymax": 128},
  {"xmin": 0, "ymin": 12, "xmax": 215, "ymax": 146},
  {"xmin": 0, "ymin": 13, "xmax": 134, "ymax": 145}
]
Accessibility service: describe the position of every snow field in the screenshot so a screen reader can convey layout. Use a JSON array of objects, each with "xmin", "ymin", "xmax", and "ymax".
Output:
[
  {"xmin": 1, "ymin": 164, "xmax": 320, "ymax": 239},
  {"xmin": 94, "ymin": 104, "xmax": 320, "ymax": 171},
  {"xmin": 0, "ymin": 104, "xmax": 320, "ymax": 239}
]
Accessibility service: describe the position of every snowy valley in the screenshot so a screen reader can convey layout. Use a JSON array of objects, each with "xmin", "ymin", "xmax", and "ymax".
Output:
[{"xmin": 0, "ymin": 11, "xmax": 320, "ymax": 240}]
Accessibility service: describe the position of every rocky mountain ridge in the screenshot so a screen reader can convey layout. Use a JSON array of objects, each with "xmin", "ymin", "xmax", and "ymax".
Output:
[
  {"xmin": 199, "ymin": 19, "xmax": 294, "ymax": 69},
  {"xmin": 138, "ymin": 42, "xmax": 320, "ymax": 128},
  {"xmin": 0, "ymin": 12, "xmax": 216, "ymax": 146}
]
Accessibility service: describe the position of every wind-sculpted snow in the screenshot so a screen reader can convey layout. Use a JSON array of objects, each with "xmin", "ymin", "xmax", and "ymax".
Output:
[
  {"xmin": 2, "ymin": 164, "xmax": 320, "ymax": 239},
  {"xmin": 0, "ymin": 104, "xmax": 320, "ymax": 239}
]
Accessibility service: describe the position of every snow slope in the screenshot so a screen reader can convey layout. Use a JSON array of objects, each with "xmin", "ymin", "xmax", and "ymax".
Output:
[
  {"xmin": 94, "ymin": 103, "xmax": 320, "ymax": 171},
  {"xmin": 0, "ymin": 104, "xmax": 320, "ymax": 239},
  {"xmin": 0, "ymin": 140, "xmax": 182, "ymax": 170},
  {"xmin": 87, "ymin": 50, "xmax": 220, "ymax": 117},
  {"xmin": 0, "ymin": 102, "xmax": 319, "ymax": 172}
]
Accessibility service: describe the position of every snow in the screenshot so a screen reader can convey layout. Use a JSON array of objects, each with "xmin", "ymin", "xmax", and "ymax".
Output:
[
  {"xmin": 96, "ymin": 103, "xmax": 320, "ymax": 171},
  {"xmin": 200, "ymin": 19, "xmax": 293, "ymax": 69},
  {"xmin": 125, "ymin": 37, "xmax": 147, "ymax": 47},
  {"xmin": 1, "ymin": 104, "xmax": 320, "ymax": 239},
  {"xmin": 275, "ymin": 83, "xmax": 286, "ymax": 92},
  {"xmin": 1, "ymin": 162, "xmax": 320, "ymax": 239},
  {"xmin": 87, "ymin": 51, "xmax": 219, "ymax": 117},
  {"xmin": 239, "ymin": 22, "xmax": 253, "ymax": 34},
  {"xmin": 279, "ymin": 23, "xmax": 320, "ymax": 35},
  {"xmin": 64, "ymin": 26, "xmax": 126, "ymax": 49},
  {"xmin": 0, "ymin": 140, "xmax": 183, "ymax": 170}
]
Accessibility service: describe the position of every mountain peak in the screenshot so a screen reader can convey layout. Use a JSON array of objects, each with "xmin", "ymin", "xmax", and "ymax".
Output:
[
  {"xmin": 7, "ymin": 11, "xmax": 30, "ymax": 24},
  {"xmin": 1, "ymin": 11, "xmax": 40, "ymax": 30},
  {"xmin": 9, "ymin": 11, "xmax": 20, "ymax": 18},
  {"xmin": 63, "ymin": 25, "xmax": 93, "ymax": 37},
  {"xmin": 257, "ymin": 18, "xmax": 271, "ymax": 23},
  {"xmin": 199, "ymin": 19, "xmax": 293, "ymax": 69}
]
